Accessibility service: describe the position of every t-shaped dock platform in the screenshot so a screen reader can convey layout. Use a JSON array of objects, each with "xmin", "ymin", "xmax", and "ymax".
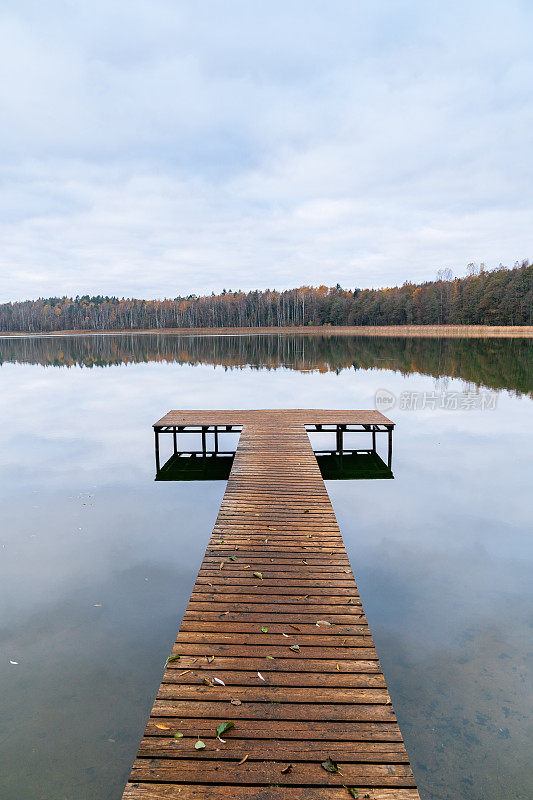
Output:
[{"xmin": 122, "ymin": 410, "xmax": 419, "ymax": 800}]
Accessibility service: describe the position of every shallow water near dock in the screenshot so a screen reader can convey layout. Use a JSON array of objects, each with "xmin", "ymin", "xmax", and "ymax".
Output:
[{"xmin": 0, "ymin": 333, "xmax": 531, "ymax": 800}]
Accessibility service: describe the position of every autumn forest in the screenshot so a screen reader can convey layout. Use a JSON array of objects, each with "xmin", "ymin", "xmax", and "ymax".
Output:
[{"xmin": 1, "ymin": 262, "xmax": 531, "ymax": 332}]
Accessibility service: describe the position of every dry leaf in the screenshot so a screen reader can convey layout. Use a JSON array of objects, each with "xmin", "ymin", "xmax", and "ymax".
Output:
[
  {"xmin": 281, "ymin": 764, "xmax": 292, "ymax": 773},
  {"xmin": 257, "ymin": 671, "xmax": 265, "ymax": 681},
  {"xmin": 230, "ymin": 699, "xmax": 242, "ymax": 706},
  {"xmin": 155, "ymin": 724, "xmax": 170, "ymax": 730},
  {"xmin": 214, "ymin": 677, "xmax": 226, "ymax": 686},
  {"xmin": 237, "ymin": 754, "xmax": 249, "ymax": 765}
]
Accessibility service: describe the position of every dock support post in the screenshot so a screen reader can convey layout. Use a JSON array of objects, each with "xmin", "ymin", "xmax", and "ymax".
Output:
[
  {"xmin": 387, "ymin": 426, "xmax": 393, "ymax": 469},
  {"xmin": 173, "ymin": 427, "xmax": 177, "ymax": 454},
  {"xmin": 372, "ymin": 426, "xmax": 376, "ymax": 452},
  {"xmin": 214, "ymin": 427, "xmax": 219, "ymax": 454},
  {"xmin": 201, "ymin": 427, "xmax": 207, "ymax": 456},
  {"xmin": 336, "ymin": 425, "xmax": 343, "ymax": 454},
  {"xmin": 155, "ymin": 428, "xmax": 160, "ymax": 472}
]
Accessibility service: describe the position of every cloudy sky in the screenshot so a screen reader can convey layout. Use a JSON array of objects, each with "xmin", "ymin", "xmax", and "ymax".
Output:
[{"xmin": 1, "ymin": 1, "xmax": 532, "ymax": 302}]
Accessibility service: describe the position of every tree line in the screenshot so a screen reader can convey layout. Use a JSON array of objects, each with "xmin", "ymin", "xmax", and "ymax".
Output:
[{"xmin": 0, "ymin": 262, "xmax": 531, "ymax": 332}]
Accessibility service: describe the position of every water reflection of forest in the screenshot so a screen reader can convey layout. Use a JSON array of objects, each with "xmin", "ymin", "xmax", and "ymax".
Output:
[{"xmin": 0, "ymin": 333, "xmax": 531, "ymax": 395}]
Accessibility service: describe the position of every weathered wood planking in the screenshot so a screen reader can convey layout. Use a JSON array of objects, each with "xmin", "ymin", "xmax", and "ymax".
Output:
[{"xmin": 123, "ymin": 410, "xmax": 419, "ymax": 800}]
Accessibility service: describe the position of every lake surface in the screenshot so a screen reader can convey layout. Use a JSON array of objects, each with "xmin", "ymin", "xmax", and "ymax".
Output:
[{"xmin": 0, "ymin": 333, "xmax": 531, "ymax": 800}]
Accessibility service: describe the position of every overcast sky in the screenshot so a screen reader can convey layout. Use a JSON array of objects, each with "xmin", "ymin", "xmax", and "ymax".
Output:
[{"xmin": 0, "ymin": 1, "xmax": 532, "ymax": 301}]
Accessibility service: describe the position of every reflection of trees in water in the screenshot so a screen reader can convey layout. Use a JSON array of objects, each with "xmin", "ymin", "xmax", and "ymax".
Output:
[{"xmin": 0, "ymin": 333, "xmax": 531, "ymax": 396}]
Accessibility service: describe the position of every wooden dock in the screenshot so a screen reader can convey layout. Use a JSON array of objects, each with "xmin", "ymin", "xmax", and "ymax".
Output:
[{"xmin": 122, "ymin": 410, "xmax": 419, "ymax": 800}]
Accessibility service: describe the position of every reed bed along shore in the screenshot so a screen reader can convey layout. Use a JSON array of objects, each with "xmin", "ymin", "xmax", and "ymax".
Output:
[{"xmin": 1, "ymin": 324, "xmax": 532, "ymax": 338}]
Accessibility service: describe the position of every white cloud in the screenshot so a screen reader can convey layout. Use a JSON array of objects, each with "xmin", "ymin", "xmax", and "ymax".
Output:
[{"xmin": 0, "ymin": 1, "xmax": 532, "ymax": 300}]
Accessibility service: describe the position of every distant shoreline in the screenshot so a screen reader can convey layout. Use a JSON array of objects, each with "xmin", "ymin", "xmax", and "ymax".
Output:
[{"xmin": 0, "ymin": 325, "xmax": 532, "ymax": 338}]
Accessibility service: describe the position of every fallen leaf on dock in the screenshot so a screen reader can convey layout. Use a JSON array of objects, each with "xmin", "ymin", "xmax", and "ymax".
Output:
[
  {"xmin": 257, "ymin": 672, "xmax": 265, "ymax": 681},
  {"xmin": 230, "ymin": 699, "xmax": 242, "ymax": 706},
  {"xmin": 281, "ymin": 764, "xmax": 292, "ymax": 773},
  {"xmin": 166, "ymin": 654, "xmax": 180, "ymax": 663},
  {"xmin": 207, "ymin": 655, "xmax": 215, "ymax": 662},
  {"xmin": 343, "ymin": 787, "xmax": 359, "ymax": 798},
  {"xmin": 289, "ymin": 624, "xmax": 301, "ymax": 631},
  {"xmin": 216, "ymin": 721, "xmax": 235, "ymax": 738},
  {"xmin": 219, "ymin": 562, "xmax": 225, "ymax": 569},
  {"xmin": 195, "ymin": 739, "xmax": 206, "ymax": 750},
  {"xmin": 155, "ymin": 724, "xmax": 170, "ymax": 730},
  {"xmin": 289, "ymin": 644, "xmax": 300, "ymax": 652},
  {"xmin": 261, "ymin": 626, "xmax": 269, "ymax": 633},
  {"xmin": 178, "ymin": 670, "xmax": 192, "ymax": 676},
  {"xmin": 253, "ymin": 572, "xmax": 263, "ymax": 579},
  {"xmin": 213, "ymin": 677, "xmax": 226, "ymax": 686},
  {"xmin": 316, "ymin": 620, "xmax": 331, "ymax": 626},
  {"xmin": 229, "ymin": 556, "xmax": 237, "ymax": 561},
  {"xmin": 281, "ymin": 633, "xmax": 289, "ymax": 637},
  {"xmin": 237, "ymin": 754, "xmax": 249, "ymax": 765},
  {"xmin": 321, "ymin": 756, "xmax": 339, "ymax": 773},
  {"xmin": 173, "ymin": 732, "xmax": 184, "ymax": 738},
  {"xmin": 266, "ymin": 655, "xmax": 275, "ymax": 659}
]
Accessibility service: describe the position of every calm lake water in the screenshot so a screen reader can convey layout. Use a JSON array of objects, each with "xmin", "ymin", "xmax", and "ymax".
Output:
[{"xmin": 0, "ymin": 333, "xmax": 531, "ymax": 800}]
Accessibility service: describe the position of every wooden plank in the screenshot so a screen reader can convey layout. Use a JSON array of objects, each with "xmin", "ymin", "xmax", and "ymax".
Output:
[
  {"xmin": 123, "ymin": 787, "xmax": 420, "ymax": 800},
  {"xmin": 122, "ymin": 410, "xmax": 419, "ymax": 799}
]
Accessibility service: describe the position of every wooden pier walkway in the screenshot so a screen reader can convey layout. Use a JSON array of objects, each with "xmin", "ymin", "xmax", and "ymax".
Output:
[{"xmin": 123, "ymin": 411, "xmax": 419, "ymax": 800}]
